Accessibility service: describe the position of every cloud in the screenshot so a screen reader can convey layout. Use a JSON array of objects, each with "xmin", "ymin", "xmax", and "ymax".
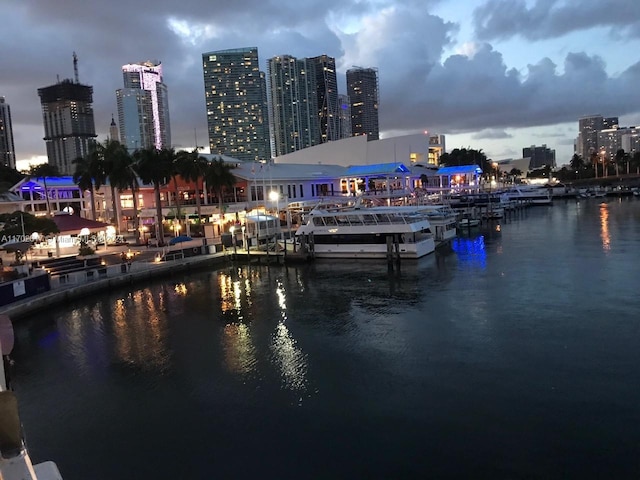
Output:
[
  {"xmin": 2, "ymin": 0, "xmax": 640, "ymax": 168},
  {"xmin": 472, "ymin": 129, "xmax": 513, "ymax": 140},
  {"xmin": 473, "ymin": 0, "xmax": 640, "ymax": 42}
]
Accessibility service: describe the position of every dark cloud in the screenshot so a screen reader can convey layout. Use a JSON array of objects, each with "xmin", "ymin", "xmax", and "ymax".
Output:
[
  {"xmin": 473, "ymin": 0, "xmax": 640, "ymax": 41},
  {"xmin": 380, "ymin": 43, "xmax": 640, "ymax": 137},
  {"xmin": 2, "ymin": 0, "xmax": 640, "ymax": 167}
]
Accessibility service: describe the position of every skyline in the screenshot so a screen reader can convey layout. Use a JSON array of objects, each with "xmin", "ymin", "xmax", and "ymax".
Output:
[{"xmin": 3, "ymin": 0, "xmax": 640, "ymax": 171}]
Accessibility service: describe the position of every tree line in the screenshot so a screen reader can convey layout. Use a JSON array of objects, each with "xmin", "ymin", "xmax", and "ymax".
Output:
[{"xmin": 1, "ymin": 141, "xmax": 237, "ymax": 248}]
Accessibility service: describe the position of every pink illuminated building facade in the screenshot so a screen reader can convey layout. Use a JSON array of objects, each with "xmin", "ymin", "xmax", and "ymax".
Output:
[{"xmin": 116, "ymin": 61, "xmax": 171, "ymax": 151}]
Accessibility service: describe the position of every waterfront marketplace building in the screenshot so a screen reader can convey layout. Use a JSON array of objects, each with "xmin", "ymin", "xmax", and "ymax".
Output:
[{"xmin": 5, "ymin": 138, "xmax": 477, "ymax": 245}]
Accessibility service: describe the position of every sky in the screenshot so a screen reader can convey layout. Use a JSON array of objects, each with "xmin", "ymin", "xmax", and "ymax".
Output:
[{"xmin": 3, "ymin": 0, "xmax": 640, "ymax": 172}]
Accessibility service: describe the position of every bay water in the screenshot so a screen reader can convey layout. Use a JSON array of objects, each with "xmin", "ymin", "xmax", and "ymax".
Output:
[{"xmin": 10, "ymin": 197, "xmax": 640, "ymax": 479}]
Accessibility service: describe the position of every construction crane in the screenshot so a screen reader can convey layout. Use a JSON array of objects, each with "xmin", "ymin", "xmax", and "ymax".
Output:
[{"xmin": 73, "ymin": 52, "xmax": 79, "ymax": 83}]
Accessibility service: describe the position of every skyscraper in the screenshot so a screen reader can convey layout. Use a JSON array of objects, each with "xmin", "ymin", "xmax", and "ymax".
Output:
[
  {"xmin": 337, "ymin": 94, "xmax": 352, "ymax": 139},
  {"xmin": 346, "ymin": 67, "xmax": 379, "ymax": 141},
  {"xmin": 202, "ymin": 47, "xmax": 270, "ymax": 162},
  {"xmin": 38, "ymin": 78, "xmax": 97, "ymax": 175},
  {"xmin": 0, "ymin": 97, "xmax": 16, "ymax": 169},
  {"xmin": 116, "ymin": 61, "xmax": 171, "ymax": 151},
  {"xmin": 523, "ymin": 144, "xmax": 556, "ymax": 169},
  {"xmin": 309, "ymin": 55, "xmax": 339, "ymax": 143},
  {"xmin": 267, "ymin": 55, "xmax": 320, "ymax": 157},
  {"xmin": 577, "ymin": 114, "xmax": 618, "ymax": 160}
]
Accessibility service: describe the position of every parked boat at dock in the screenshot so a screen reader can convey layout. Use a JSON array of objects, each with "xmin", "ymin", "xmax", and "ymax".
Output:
[
  {"xmin": 502, "ymin": 185, "xmax": 552, "ymax": 205},
  {"xmin": 295, "ymin": 205, "xmax": 436, "ymax": 259}
]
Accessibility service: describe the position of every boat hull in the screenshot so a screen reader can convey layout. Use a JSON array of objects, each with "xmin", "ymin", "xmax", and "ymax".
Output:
[{"xmin": 310, "ymin": 238, "xmax": 436, "ymax": 259}]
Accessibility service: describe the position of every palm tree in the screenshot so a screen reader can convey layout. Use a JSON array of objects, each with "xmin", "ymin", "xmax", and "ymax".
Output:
[
  {"xmin": 100, "ymin": 139, "xmax": 130, "ymax": 230},
  {"xmin": 162, "ymin": 148, "xmax": 184, "ymax": 230},
  {"xmin": 569, "ymin": 154, "xmax": 584, "ymax": 179},
  {"xmin": 133, "ymin": 147, "xmax": 173, "ymax": 246},
  {"xmin": 72, "ymin": 146, "xmax": 106, "ymax": 220},
  {"xmin": 204, "ymin": 157, "xmax": 237, "ymax": 225},
  {"xmin": 176, "ymin": 149, "xmax": 208, "ymax": 221},
  {"xmin": 28, "ymin": 163, "xmax": 60, "ymax": 216},
  {"xmin": 632, "ymin": 152, "xmax": 640, "ymax": 175},
  {"xmin": 105, "ymin": 145, "xmax": 141, "ymax": 243}
]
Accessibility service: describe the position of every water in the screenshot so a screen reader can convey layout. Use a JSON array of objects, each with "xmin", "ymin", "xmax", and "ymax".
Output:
[{"xmin": 9, "ymin": 198, "xmax": 640, "ymax": 479}]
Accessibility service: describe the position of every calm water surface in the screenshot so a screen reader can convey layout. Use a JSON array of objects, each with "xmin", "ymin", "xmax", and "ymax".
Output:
[{"xmin": 10, "ymin": 198, "xmax": 640, "ymax": 479}]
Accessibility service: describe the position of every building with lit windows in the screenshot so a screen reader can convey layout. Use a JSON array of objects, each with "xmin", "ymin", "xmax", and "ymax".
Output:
[
  {"xmin": 597, "ymin": 125, "xmax": 640, "ymax": 163},
  {"xmin": 337, "ymin": 94, "xmax": 351, "ymax": 139},
  {"xmin": 267, "ymin": 55, "xmax": 320, "ymax": 157},
  {"xmin": 346, "ymin": 67, "xmax": 379, "ymax": 140},
  {"xmin": 116, "ymin": 61, "xmax": 171, "ymax": 151},
  {"xmin": 202, "ymin": 47, "xmax": 270, "ymax": 162},
  {"xmin": 37, "ymin": 79, "xmax": 97, "ymax": 175},
  {"xmin": 523, "ymin": 144, "xmax": 556, "ymax": 169},
  {"xmin": 309, "ymin": 55, "xmax": 339, "ymax": 143},
  {"xmin": 0, "ymin": 97, "xmax": 16, "ymax": 169},
  {"xmin": 576, "ymin": 114, "xmax": 618, "ymax": 159}
]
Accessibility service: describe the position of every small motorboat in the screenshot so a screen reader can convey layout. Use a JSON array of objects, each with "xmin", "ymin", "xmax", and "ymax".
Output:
[{"xmin": 458, "ymin": 217, "xmax": 480, "ymax": 228}]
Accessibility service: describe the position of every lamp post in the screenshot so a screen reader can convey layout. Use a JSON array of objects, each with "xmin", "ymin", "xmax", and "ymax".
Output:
[{"xmin": 269, "ymin": 190, "xmax": 284, "ymax": 246}]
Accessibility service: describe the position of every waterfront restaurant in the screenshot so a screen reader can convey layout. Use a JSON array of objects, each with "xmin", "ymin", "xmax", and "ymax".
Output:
[{"xmin": 5, "ymin": 156, "xmax": 446, "ymax": 246}]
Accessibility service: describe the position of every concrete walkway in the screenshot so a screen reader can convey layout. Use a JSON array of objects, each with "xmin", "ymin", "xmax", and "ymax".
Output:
[{"xmin": 0, "ymin": 246, "xmax": 230, "ymax": 320}]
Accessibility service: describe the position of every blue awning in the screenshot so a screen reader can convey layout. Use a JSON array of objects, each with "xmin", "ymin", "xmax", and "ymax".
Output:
[
  {"xmin": 436, "ymin": 165, "xmax": 483, "ymax": 175},
  {"xmin": 344, "ymin": 162, "xmax": 411, "ymax": 176}
]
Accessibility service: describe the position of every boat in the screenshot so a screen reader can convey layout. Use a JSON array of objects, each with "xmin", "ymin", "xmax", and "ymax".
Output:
[
  {"xmin": 458, "ymin": 216, "xmax": 480, "ymax": 228},
  {"xmin": 294, "ymin": 205, "xmax": 436, "ymax": 259},
  {"xmin": 502, "ymin": 185, "xmax": 552, "ymax": 205},
  {"xmin": 0, "ymin": 315, "xmax": 63, "ymax": 480},
  {"xmin": 413, "ymin": 204, "xmax": 458, "ymax": 244}
]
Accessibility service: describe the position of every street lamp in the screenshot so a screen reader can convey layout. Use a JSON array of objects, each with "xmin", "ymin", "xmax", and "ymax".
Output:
[{"xmin": 269, "ymin": 190, "xmax": 285, "ymax": 246}]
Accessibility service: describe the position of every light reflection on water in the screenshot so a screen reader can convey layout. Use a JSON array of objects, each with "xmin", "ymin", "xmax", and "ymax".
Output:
[
  {"xmin": 599, "ymin": 202, "xmax": 611, "ymax": 251},
  {"xmin": 9, "ymin": 199, "xmax": 640, "ymax": 480}
]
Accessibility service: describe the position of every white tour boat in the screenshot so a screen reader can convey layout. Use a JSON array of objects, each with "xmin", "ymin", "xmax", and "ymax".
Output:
[
  {"xmin": 413, "ymin": 205, "xmax": 458, "ymax": 244},
  {"xmin": 502, "ymin": 185, "xmax": 552, "ymax": 205},
  {"xmin": 295, "ymin": 205, "xmax": 436, "ymax": 259},
  {"xmin": 0, "ymin": 315, "xmax": 63, "ymax": 480}
]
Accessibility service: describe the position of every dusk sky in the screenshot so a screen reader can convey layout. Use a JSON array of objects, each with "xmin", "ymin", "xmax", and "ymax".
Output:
[{"xmin": 3, "ymin": 0, "xmax": 640, "ymax": 171}]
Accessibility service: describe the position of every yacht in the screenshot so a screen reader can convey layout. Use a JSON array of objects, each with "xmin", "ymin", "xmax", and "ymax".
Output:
[
  {"xmin": 0, "ymin": 314, "xmax": 63, "ymax": 480},
  {"xmin": 502, "ymin": 185, "xmax": 552, "ymax": 205},
  {"xmin": 295, "ymin": 205, "xmax": 436, "ymax": 259},
  {"xmin": 413, "ymin": 205, "xmax": 458, "ymax": 244}
]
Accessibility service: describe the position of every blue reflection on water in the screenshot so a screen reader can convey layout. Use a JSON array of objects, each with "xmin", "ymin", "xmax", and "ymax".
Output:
[
  {"xmin": 451, "ymin": 235, "xmax": 487, "ymax": 270},
  {"xmin": 37, "ymin": 330, "xmax": 59, "ymax": 347}
]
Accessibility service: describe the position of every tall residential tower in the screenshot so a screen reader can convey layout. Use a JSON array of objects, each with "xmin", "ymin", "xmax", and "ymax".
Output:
[
  {"xmin": 309, "ymin": 55, "xmax": 339, "ymax": 143},
  {"xmin": 346, "ymin": 67, "xmax": 379, "ymax": 140},
  {"xmin": 202, "ymin": 47, "xmax": 270, "ymax": 162},
  {"xmin": 577, "ymin": 114, "xmax": 618, "ymax": 159},
  {"xmin": 0, "ymin": 97, "xmax": 16, "ymax": 169},
  {"xmin": 116, "ymin": 61, "xmax": 171, "ymax": 152},
  {"xmin": 267, "ymin": 55, "xmax": 320, "ymax": 157}
]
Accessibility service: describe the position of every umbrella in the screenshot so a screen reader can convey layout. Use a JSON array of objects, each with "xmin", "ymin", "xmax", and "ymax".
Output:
[
  {"xmin": 168, "ymin": 235, "xmax": 193, "ymax": 246},
  {"xmin": 0, "ymin": 240, "xmax": 33, "ymax": 253}
]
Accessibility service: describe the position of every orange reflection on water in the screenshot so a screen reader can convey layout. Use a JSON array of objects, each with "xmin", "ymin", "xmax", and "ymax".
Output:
[
  {"xmin": 112, "ymin": 291, "xmax": 170, "ymax": 370},
  {"xmin": 222, "ymin": 323, "xmax": 257, "ymax": 374},
  {"xmin": 218, "ymin": 272, "xmax": 243, "ymax": 313},
  {"xmin": 599, "ymin": 203, "xmax": 611, "ymax": 252}
]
